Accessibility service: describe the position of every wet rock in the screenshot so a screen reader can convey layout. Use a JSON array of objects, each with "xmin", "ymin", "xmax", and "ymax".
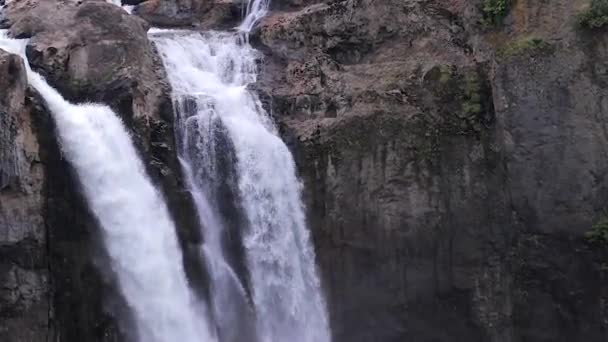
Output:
[{"xmin": 0, "ymin": 48, "xmax": 48, "ymax": 342}]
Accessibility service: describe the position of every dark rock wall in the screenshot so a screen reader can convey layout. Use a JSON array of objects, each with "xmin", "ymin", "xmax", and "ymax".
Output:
[
  {"xmin": 257, "ymin": 0, "xmax": 608, "ymax": 341},
  {"xmin": 0, "ymin": 47, "xmax": 48, "ymax": 342}
]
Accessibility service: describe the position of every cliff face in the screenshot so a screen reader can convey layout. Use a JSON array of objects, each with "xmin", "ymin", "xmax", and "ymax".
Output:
[
  {"xmin": 0, "ymin": 44, "xmax": 48, "ymax": 342},
  {"xmin": 256, "ymin": 0, "xmax": 608, "ymax": 341},
  {"xmin": 1, "ymin": 0, "xmax": 608, "ymax": 341}
]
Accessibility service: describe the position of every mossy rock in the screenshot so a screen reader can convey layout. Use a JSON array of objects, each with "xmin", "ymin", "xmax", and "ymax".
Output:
[
  {"xmin": 423, "ymin": 65, "xmax": 494, "ymax": 137},
  {"xmin": 497, "ymin": 36, "xmax": 552, "ymax": 59}
]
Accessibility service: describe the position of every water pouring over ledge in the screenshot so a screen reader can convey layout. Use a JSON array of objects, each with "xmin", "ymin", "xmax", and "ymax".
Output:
[
  {"xmin": 150, "ymin": 1, "xmax": 332, "ymax": 341},
  {"xmin": 239, "ymin": 0, "xmax": 271, "ymax": 33},
  {"xmin": 1, "ymin": 0, "xmax": 331, "ymax": 338},
  {"xmin": 0, "ymin": 29, "xmax": 215, "ymax": 342}
]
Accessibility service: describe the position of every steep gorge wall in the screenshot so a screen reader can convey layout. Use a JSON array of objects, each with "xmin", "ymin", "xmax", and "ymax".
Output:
[{"xmin": 256, "ymin": 0, "xmax": 608, "ymax": 341}]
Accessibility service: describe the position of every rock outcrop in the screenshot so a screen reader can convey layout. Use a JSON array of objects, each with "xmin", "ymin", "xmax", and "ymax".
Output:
[
  {"xmin": 0, "ymin": 46, "xmax": 48, "ymax": 342},
  {"xmin": 133, "ymin": 0, "xmax": 243, "ymax": 28},
  {"xmin": 256, "ymin": 0, "xmax": 608, "ymax": 341}
]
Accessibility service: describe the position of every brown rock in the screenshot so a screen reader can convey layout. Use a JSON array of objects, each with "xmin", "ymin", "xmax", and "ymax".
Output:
[{"xmin": 133, "ymin": 0, "xmax": 242, "ymax": 29}]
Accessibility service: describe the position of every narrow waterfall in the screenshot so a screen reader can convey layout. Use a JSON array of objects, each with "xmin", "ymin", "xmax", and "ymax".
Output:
[
  {"xmin": 151, "ymin": 5, "xmax": 331, "ymax": 342},
  {"xmin": 0, "ymin": 31, "xmax": 214, "ymax": 342},
  {"xmin": 150, "ymin": 29, "xmax": 258, "ymax": 342},
  {"xmin": 239, "ymin": 0, "xmax": 271, "ymax": 33}
]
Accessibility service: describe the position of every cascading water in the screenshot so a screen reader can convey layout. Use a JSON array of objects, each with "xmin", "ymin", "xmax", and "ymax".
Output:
[
  {"xmin": 151, "ymin": 3, "xmax": 331, "ymax": 341},
  {"xmin": 0, "ymin": 30, "xmax": 214, "ymax": 342},
  {"xmin": 239, "ymin": 0, "xmax": 271, "ymax": 33}
]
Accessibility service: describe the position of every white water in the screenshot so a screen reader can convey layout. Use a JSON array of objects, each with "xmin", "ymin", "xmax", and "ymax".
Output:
[
  {"xmin": 239, "ymin": 0, "xmax": 271, "ymax": 33},
  {"xmin": 0, "ymin": 30, "xmax": 214, "ymax": 342},
  {"xmin": 151, "ymin": 7, "xmax": 331, "ymax": 342},
  {"xmin": 107, "ymin": 0, "xmax": 134, "ymax": 14},
  {"xmin": 179, "ymin": 142, "xmax": 255, "ymax": 342}
]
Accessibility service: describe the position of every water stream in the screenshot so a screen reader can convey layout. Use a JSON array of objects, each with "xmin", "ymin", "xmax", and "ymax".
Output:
[
  {"xmin": 0, "ymin": 30, "xmax": 214, "ymax": 342},
  {"xmin": 151, "ymin": 4, "xmax": 331, "ymax": 340}
]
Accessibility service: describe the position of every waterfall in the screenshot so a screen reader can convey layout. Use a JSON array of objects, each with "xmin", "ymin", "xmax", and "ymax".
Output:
[
  {"xmin": 2, "ymin": 0, "xmax": 331, "ymax": 338},
  {"xmin": 151, "ymin": 5, "xmax": 331, "ymax": 342},
  {"xmin": 239, "ymin": 0, "xmax": 271, "ymax": 33},
  {"xmin": 0, "ymin": 30, "xmax": 215, "ymax": 342}
]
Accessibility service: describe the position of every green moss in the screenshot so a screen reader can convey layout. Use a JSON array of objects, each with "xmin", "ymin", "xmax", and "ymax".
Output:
[
  {"xmin": 586, "ymin": 217, "xmax": 608, "ymax": 244},
  {"xmin": 577, "ymin": 0, "xmax": 608, "ymax": 29},
  {"xmin": 422, "ymin": 65, "xmax": 493, "ymax": 137},
  {"xmin": 462, "ymin": 73, "xmax": 483, "ymax": 115},
  {"xmin": 438, "ymin": 65, "xmax": 454, "ymax": 84},
  {"xmin": 408, "ymin": 116, "xmax": 442, "ymax": 165},
  {"xmin": 481, "ymin": 0, "xmax": 511, "ymax": 27},
  {"xmin": 424, "ymin": 65, "xmax": 456, "ymax": 85},
  {"xmin": 497, "ymin": 36, "xmax": 551, "ymax": 59}
]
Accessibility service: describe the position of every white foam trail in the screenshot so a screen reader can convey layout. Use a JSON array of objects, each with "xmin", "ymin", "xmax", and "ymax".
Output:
[
  {"xmin": 151, "ymin": 27, "xmax": 331, "ymax": 342},
  {"xmin": 0, "ymin": 29, "xmax": 214, "ymax": 342}
]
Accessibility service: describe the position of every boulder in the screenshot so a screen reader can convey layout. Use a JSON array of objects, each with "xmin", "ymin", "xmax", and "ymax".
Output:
[{"xmin": 133, "ymin": 0, "xmax": 243, "ymax": 29}]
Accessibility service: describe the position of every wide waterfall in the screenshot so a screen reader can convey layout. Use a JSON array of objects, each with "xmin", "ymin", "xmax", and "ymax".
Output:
[
  {"xmin": 1, "ymin": 0, "xmax": 330, "ymax": 339},
  {"xmin": 151, "ymin": 6, "xmax": 331, "ymax": 342},
  {"xmin": 0, "ymin": 31, "xmax": 214, "ymax": 342}
]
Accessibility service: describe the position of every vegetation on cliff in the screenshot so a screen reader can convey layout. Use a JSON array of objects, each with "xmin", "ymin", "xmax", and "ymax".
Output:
[
  {"xmin": 497, "ymin": 36, "xmax": 551, "ymax": 59},
  {"xmin": 577, "ymin": 0, "xmax": 608, "ymax": 29},
  {"xmin": 481, "ymin": 0, "xmax": 511, "ymax": 26},
  {"xmin": 586, "ymin": 218, "xmax": 608, "ymax": 244}
]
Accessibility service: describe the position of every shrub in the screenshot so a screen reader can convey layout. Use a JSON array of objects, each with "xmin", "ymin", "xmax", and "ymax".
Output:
[
  {"xmin": 497, "ymin": 36, "xmax": 551, "ymax": 59},
  {"xmin": 586, "ymin": 217, "xmax": 608, "ymax": 244},
  {"xmin": 577, "ymin": 0, "xmax": 608, "ymax": 29},
  {"xmin": 482, "ymin": 0, "xmax": 511, "ymax": 26}
]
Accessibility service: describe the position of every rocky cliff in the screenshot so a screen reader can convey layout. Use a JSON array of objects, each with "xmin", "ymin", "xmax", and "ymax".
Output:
[
  {"xmin": 0, "ymin": 40, "xmax": 48, "ymax": 342},
  {"xmin": 1, "ymin": 0, "xmax": 608, "ymax": 341},
  {"xmin": 256, "ymin": 0, "xmax": 608, "ymax": 341}
]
